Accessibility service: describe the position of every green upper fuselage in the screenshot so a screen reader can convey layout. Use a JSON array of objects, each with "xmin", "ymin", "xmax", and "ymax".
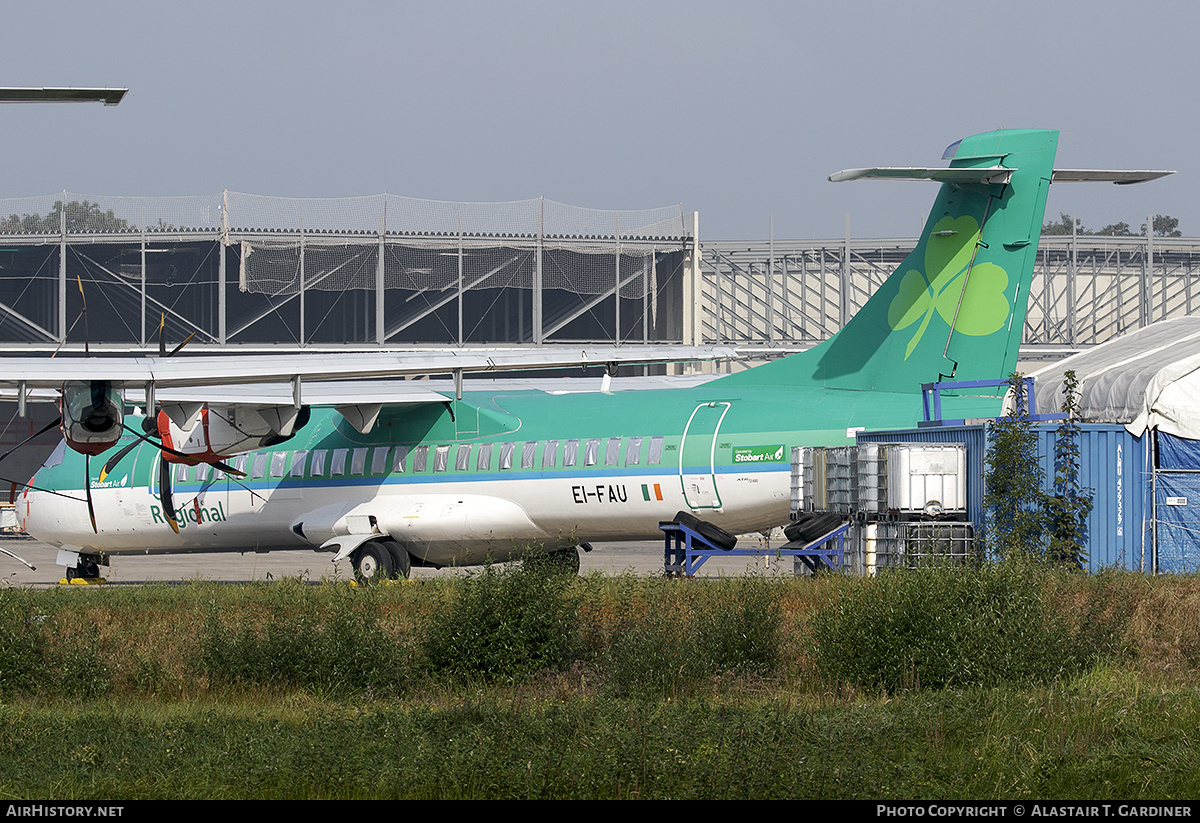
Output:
[{"xmin": 46, "ymin": 377, "xmax": 980, "ymax": 497}]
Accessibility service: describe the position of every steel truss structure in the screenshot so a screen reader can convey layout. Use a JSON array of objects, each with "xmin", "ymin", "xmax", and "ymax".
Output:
[
  {"xmin": 698, "ymin": 235, "xmax": 1200, "ymax": 356},
  {"xmin": 0, "ymin": 189, "xmax": 1196, "ymax": 358},
  {"xmin": 0, "ymin": 193, "xmax": 693, "ymax": 352}
]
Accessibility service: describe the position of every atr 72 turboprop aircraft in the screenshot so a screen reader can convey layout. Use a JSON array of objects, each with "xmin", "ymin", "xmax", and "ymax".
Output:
[{"xmin": 10, "ymin": 129, "xmax": 1172, "ymax": 581}]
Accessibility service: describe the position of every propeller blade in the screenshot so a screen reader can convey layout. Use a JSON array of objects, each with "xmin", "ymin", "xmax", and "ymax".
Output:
[
  {"xmin": 0, "ymin": 473, "xmax": 85, "ymax": 503},
  {"xmin": 98, "ymin": 439, "xmax": 139, "ymax": 482},
  {"xmin": 217, "ymin": 469, "xmax": 267, "ymax": 504},
  {"xmin": 85, "ymin": 455, "xmax": 97, "ymax": 534},
  {"xmin": 158, "ymin": 313, "xmax": 166, "ymax": 358},
  {"xmin": 0, "ymin": 417, "xmax": 61, "ymax": 468},
  {"xmin": 0, "ymin": 544, "xmax": 35, "ymax": 571},
  {"xmin": 168, "ymin": 332, "xmax": 195, "ymax": 357},
  {"xmin": 76, "ymin": 275, "xmax": 90, "ymax": 357},
  {"xmin": 119, "ymin": 423, "xmax": 246, "ymax": 478},
  {"xmin": 158, "ymin": 452, "xmax": 179, "ymax": 535}
]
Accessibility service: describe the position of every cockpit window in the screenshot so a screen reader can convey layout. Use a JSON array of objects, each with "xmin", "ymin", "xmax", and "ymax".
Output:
[{"xmin": 43, "ymin": 440, "xmax": 66, "ymax": 469}]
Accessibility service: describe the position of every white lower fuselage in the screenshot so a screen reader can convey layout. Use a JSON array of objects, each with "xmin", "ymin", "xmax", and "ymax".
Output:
[{"xmin": 23, "ymin": 463, "xmax": 791, "ymax": 567}]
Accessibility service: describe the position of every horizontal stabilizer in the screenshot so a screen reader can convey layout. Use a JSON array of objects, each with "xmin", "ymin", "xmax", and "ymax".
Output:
[
  {"xmin": 832, "ymin": 167, "xmax": 1175, "ymax": 186},
  {"xmin": 1050, "ymin": 169, "xmax": 1175, "ymax": 184},
  {"xmin": 829, "ymin": 166, "xmax": 1013, "ymax": 185}
]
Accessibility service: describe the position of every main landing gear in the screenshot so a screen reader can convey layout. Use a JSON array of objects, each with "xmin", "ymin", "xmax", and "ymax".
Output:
[
  {"xmin": 61, "ymin": 551, "xmax": 107, "ymax": 584},
  {"xmin": 350, "ymin": 539, "xmax": 411, "ymax": 584}
]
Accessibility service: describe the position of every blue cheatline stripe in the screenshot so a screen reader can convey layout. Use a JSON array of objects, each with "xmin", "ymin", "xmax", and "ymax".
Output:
[{"xmin": 156, "ymin": 459, "xmax": 789, "ymax": 494}]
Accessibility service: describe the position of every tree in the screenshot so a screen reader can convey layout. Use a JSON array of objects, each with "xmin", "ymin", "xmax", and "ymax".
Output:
[
  {"xmin": 983, "ymin": 373, "xmax": 1046, "ymax": 562},
  {"xmin": 1045, "ymin": 370, "xmax": 1093, "ymax": 569},
  {"xmin": 1095, "ymin": 221, "xmax": 1133, "ymax": 236},
  {"xmin": 0, "ymin": 200, "xmax": 129, "ymax": 234},
  {"xmin": 1041, "ymin": 213, "xmax": 1085, "ymax": 236},
  {"xmin": 1142, "ymin": 214, "xmax": 1182, "ymax": 237}
]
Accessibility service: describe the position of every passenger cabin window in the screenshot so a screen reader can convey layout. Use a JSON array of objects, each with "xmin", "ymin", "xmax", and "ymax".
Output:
[
  {"xmin": 252, "ymin": 452, "xmax": 268, "ymax": 479},
  {"xmin": 522, "ymin": 441, "xmax": 537, "ymax": 469},
  {"xmin": 351, "ymin": 448, "xmax": 368, "ymax": 476},
  {"xmin": 584, "ymin": 438, "xmax": 600, "ymax": 466},
  {"xmin": 477, "ymin": 443, "xmax": 493, "ymax": 471},
  {"xmin": 330, "ymin": 449, "xmax": 348, "ymax": 476},
  {"xmin": 309, "ymin": 451, "xmax": 328, "ymax": 477},
  {"xmin": 605, "ymin": 437, "xmax": 620, "ymax": 466},
  {"xmin": 455, "ymin": 444, "xmax": 471, "ymax": 471},
  {"xmin": 270, "ymin": 451, "xmax": 287, "ymax": 478},
  {"xmin": 174, "ymin": 462, "xmax": 190, "ymax": 483},
  {"xmin": 433, "ymin": 445, "xmax": 450, "ymax": 472},
  {"xmin": 310, "ymin": 450, "xmax": 327, "ymax": 476},
  {"xmin": 291, "ymin": 450, "xmax": 308, "ymax": 478},
  {"xmin": 370, "ymin": 447, "xmax": 389, "ymax": 475},
  {"xmin": 195, "ymin": 463, "xmax": 211, "ymax": 482},
  {"xmin": 648, "ymin": 436, "xmax": 664, "ymax": 466},
  {"xmin": 563, "ymin": 439, "xmax": 579, "ymax": 467},
  {"xmin": 233, "ymin": 454, "xmax": 249, "ymax": 475},
  {"xmin": 626, "ymin": 436, "xmax": 643, "ymax": 467},
  {"xmin": 499, "ymin": 442, "xmax": 515, "ymax": 470},
  {"xmin": 393, "ymin": 446, "xmax": 408, "ymax": 473},
  {"xmin": 542, "ymin": 440, "xmax": 558, "ymax": 469},
  {"xmin": 413, "ymin": 445, "xmax": 429, "ymax": 472}
]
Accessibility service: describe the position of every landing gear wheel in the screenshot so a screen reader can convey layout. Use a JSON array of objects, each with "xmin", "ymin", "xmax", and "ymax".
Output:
[
  {"xmin": 351, "ymin": 541, "xmax": 394, "ymax": 584},
  {"xmin": 65, "ymin": 555, "xmax": 103, "ymax": 582},
  {"xmin": 379, "ymin": 539, "xmax": 411, "ymax": 580}
]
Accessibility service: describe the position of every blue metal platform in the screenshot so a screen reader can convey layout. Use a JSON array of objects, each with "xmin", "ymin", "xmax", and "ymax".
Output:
[{"xmin": 659, "ymin": 520, "xmax": 849, "ymax": 576}]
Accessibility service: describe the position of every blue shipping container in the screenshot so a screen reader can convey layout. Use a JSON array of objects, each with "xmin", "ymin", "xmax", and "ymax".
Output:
[
  {"xmin": 1149, "ymin": 432, "xmax": 1200, "ymax": 573},
  {"xmin": 859, "ymin": 423, "xmax": 1150, "ymax": 573}
]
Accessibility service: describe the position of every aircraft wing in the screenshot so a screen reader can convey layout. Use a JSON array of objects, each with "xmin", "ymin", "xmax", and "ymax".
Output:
[
  {"xmin": 11, "ymin": 344, "xmax": 740, "ymax": 455},
  {"xmin": 0, "ymin": 345, "xmax": 739, "ymax": 392}
]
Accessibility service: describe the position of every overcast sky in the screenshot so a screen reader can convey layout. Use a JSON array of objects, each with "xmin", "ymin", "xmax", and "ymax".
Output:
[{"xmin": 0, "ymin": 0, "xmax": 1192, "ymax": 240}]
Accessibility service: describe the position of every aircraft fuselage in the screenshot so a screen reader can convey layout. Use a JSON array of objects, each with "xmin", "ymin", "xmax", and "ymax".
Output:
[{"xmin": 23, "ymin": 381, "xmax": 925, "ymax": 566}]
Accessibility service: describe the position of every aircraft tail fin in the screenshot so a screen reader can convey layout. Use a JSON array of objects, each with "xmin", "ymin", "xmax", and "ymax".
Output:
[{"xmin": 714, "ymin": 129, "xmax": 1061, "ymax": 396}]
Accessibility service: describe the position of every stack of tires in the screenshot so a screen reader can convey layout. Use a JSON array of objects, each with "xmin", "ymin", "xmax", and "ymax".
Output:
[
  {"xmin": 782, "ymin": 511, "xmax": 843, "ymax": 547},
  {"xmin": 662, "ymin": 510, "xmax": 738, "ymax": 551}
]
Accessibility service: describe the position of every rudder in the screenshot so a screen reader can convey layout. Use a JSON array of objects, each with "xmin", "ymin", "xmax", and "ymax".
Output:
[{"xmin": 714, "ymin": 129, "xmax": 1059, "ymax": 396}]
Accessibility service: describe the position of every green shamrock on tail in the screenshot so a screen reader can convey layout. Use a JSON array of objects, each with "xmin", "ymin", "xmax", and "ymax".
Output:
[{"xmin": 886, "ymin": 215, "xmax": 1012, "ymax": 359}]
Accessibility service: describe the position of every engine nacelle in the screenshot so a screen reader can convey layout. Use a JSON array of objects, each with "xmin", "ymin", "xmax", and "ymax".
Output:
[
  {"xmin": 60, "ymin": 381, "xmax": 124, "ymax": 456},
  {"xmin": 158, "ymin": 404, "xmax": 308, "ymax": 464}
]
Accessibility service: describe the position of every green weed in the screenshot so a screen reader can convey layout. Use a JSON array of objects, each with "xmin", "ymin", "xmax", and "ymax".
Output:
[
  {"xmin": 197, "ymin": 578, "xmax": 410, "ymax": 692},
  {"xmin": 421, "ymin": 559, "xmax": 579, "ymax": 683},
  {"xmin": 810, "ymin": 563, "xmax": 1124, "ymax": 692}
]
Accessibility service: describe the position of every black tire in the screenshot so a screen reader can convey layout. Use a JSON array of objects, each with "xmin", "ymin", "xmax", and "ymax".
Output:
[
  {"xmin": 380, "ymin": 539, "xmax": 411, "ymax": 580},
  {"xmin": 794, "ymin": 512, "xmax": 842, "ymax": 544},
  {"xmin": 784, "ymin": 513, "xmax": 818, "ymax": 542},
  {"xmin": 65, "ymin": 558, "xmax": 101, "ymax": 581},
  {"xmin": 671, "ymin": 510, "xmax": 737, "ymax": 551},
  {"xmin": 351, "ymin": 541, "xmax": 394, "ymax": 583}
]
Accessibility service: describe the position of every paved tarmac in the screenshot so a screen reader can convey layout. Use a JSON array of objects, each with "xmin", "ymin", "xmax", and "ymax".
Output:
[{"xmin": 0, "ymin": 532, "xmax": 799, "ymax": 586}]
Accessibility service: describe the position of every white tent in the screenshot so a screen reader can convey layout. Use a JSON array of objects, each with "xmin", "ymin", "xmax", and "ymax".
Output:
[{"xmin": 1030, "ymin": 317, "xmax": 1200, "ymax": 438}]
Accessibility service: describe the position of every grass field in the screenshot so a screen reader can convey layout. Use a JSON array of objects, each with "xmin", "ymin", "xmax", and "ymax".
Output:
[{"xmin": 1, "ymin": 563, "xmax": 1198, "ymax": 799}]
